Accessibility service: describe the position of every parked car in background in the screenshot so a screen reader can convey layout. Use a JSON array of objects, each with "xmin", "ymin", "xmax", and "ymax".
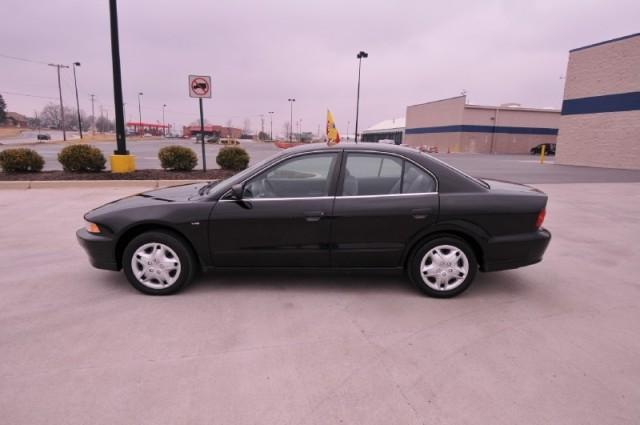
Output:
[
  {"xmin": 36, "ymin": 133, "xmax": 51, "ymax": 140},
  {"xmin": 530, "ymin": 143, "xmax": 556, "ymax": 155}
]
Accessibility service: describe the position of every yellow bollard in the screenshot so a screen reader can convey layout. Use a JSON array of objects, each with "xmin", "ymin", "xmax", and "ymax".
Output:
[{"xmin": 539, "ymin": 144, "xmax": 546, "ymax": 164}]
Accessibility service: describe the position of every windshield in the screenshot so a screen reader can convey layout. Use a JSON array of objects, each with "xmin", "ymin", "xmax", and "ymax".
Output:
[{"xmin": 201, "ymin": 151, "xmax": 282, "ymax": 196}]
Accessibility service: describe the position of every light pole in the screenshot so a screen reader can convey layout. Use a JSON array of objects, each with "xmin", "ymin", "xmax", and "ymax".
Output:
[
  {"xmin": 48, "ymin": 63, "xmax": 70, "ymax": 141},
  {"xmin": 71, "ymin": 62, "xmax": 83, "ymax": 139},
  {"xmin": 347, "ymin": 120, "xmax": 350, "ymax": 141},
  {"xmin": 137, "ymin": 92, "xmax": 143, "ymax": 135},
  {"xmin": 108, "ymin": 0, "xmax": 129, "ymax": 160},
  {"xmin": 268, "ymin": 111, "xmax": 274, "ymax": 140},
  {"xmin": 354, "ymin": 50, "xmax": 368, "ymax": 143},
  {"xmin": 162, "ymin": 104, "xmax": 167, "ymax": 136},
  {"xmin": 90, "ymin": 94, "xmax": 96, "ymax": 135},
  {"xmin": 288, "ymin": 98, "xmax": 295, "ymax": 142}
]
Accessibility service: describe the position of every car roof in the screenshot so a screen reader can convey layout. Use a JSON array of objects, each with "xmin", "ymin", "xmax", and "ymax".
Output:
[{"xmin": 281, "ymin": 142, "xmax": 418, "ymax": 155}]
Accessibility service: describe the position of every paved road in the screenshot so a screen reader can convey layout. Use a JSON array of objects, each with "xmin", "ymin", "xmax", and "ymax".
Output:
[
  {"xmin": 1, "ymin": 183, "xmax": 639, "ymax": 424},
  {"xmin": 3, "ymin": 139, "xmax": 640, "ymax": 183}
]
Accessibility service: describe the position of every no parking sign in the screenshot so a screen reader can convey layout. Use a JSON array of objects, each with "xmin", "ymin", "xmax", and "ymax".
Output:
[{"xmin": 188, "ymin": 75, "xmax": 212, "ymax": 98}]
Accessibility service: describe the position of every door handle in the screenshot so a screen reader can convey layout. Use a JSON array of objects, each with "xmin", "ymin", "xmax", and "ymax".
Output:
[
  {"xmin": 411, "ymin": 208, "xmax": 432, "ymax": 220},
  {"xmin": 304, "ymin": 211, "xmax": 325, "ymax": 222}
]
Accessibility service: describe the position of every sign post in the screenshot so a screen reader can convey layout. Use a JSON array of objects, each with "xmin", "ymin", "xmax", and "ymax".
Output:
[{"xmin": 189, "ymin": 74, "xmax": 212, "ymax": 172}]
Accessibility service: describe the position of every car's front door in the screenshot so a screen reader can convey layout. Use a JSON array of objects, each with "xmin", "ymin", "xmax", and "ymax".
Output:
[
  {"xmin": 209, "ymin": 152, "xmax": 340, "ymax": 267},
  {"xmin": 331, "ymin": 152, "xmax": 439, "ymax": 267}
]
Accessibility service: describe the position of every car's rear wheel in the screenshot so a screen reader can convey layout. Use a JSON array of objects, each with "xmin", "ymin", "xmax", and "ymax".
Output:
[
  {"xmin": 408, "ymin": 236, "xmax": 477, "ymax": 298},
  {"xmin": 122, "ymin": 230, "xmax": 196, "ymax": 295}
]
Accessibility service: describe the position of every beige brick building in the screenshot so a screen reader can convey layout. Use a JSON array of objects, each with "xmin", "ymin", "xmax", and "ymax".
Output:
[
  {"xmin": 556, "ymin": 33, "xmax": 640, "ymax": 169},
  {"xmin": 404, "ymin": 96, "xmax": 560, "ymax": 154}
]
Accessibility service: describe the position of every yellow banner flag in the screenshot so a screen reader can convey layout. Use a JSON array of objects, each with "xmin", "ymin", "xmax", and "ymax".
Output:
[{"xmin": 326, "ymin": 109, "xmax": 340, "ymax": 144}]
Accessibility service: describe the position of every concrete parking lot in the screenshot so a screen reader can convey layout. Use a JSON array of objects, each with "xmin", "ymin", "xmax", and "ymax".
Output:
[{"xmin": 1, "ymin": 181, "xmax": 639, "ymax": 424}]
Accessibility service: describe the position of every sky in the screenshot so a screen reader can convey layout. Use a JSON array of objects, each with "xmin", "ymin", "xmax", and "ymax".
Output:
[{"xmin": 1, "ymin": 0, "xmax": 639, "ymax": 136}]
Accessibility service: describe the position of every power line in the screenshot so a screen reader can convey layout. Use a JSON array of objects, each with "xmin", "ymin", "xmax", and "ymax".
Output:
[
  {"xmin": 0, "ymin": 90, "xmax": 57, "ymax": 100},
  {"xmin": 0, "ymin": 53, "xmax": 50, "ymax": 66}
]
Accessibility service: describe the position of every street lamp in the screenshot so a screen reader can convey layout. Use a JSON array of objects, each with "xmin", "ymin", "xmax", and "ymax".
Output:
[
  {"xmin": 354, "ymin": 50, "xmax": 368, "ymax": 143},
  {"xmin": 162, "ymin": 104, "xmax": 167, "ymax": 137},
  {"xmin": 71, "ymin": 62, "xmax": 83, "ymax": 139},
  {"xmin": 288, "ymin": 98, "xmax": 295, "ymax": 142},
  {"xmin": 268, "ymin": 111, "xmax": 274, "ymax": 140},
  {"xmin": 137, "ymin": 92, "xmax": 143, "ymax": 135}
]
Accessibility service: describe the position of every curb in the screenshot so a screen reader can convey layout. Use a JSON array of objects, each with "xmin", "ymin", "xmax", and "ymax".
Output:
[{"xmin": 0, "ymin": 179, "xmax": 209, "ymax": 190}]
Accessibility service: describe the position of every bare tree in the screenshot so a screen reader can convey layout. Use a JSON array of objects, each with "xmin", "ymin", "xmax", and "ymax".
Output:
[
  {"xmin": 40, "ymin": 103, "xmax": 81, "ymax": 130},
  {"xmin": 95, "ymin": 116, "xmax": 114, "ymax": 133}
]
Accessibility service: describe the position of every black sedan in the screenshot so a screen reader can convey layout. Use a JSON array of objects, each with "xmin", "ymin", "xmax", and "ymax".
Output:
[{"xmin": 77, "ymin": 144, "xmax": 551, "ymax": 297}]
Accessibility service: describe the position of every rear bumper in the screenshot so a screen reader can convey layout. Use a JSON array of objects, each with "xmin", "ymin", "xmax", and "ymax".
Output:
[
  {"xmin": 76, "ymin": 228, "xmax": 119, "ymax": 271},
  {"xmin": 482, "ymin": 228, "xmax": 551, "ymax": 272}
]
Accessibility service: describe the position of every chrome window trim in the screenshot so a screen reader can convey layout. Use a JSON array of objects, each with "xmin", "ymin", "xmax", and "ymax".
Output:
[
  {"xmin": 219, "ymin": 192, "xmax": 437, "ymax": 202},
  {"xmin": 217, "ymin": 148, "xmax": 440, "ymax": 201},
  {"xmin": 337, "ymin": 192, "xmax": 437, "ymax": 199},
  {"xmin": 219, "ymin": 195, "xmax": 334, "ymax": 202}
]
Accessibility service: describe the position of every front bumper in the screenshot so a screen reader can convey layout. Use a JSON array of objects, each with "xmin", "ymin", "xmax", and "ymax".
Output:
[
  {"xmin": 482, "ymin": 228, "xmax": 551, "ymax": 272},
  {"xmin": 76, "ymin": 228, "xmax": 119, "ymax": 271}
]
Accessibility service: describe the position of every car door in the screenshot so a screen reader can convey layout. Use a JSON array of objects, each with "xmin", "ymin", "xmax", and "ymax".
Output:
[
  {"xmin": 331, "ymin": 152, "xmax": 439, "ymax": 267},
  {"xmin": 209, "ymin": 151, "xmax": 340, "ymax": 267}
]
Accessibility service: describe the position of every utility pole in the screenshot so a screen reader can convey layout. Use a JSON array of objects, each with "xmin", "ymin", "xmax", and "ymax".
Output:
[
  {"xmin": 48, "ymin": 63, "xmax": 70, "ymax": 141},
  {"xmin": 137, "ymin": 92, "xmax": 143, "ymax": 135},
  {"xmin": 354, "ymin": 51, "xmax": 368, "ymax": 143},
  {"xmin": 72, "ymin": 62, "xmax": 83, "ymax": 138},
  {"xmin": 287, "ymin": 98, "xmax": 295, "ymax": 142},
  {"xmin": 162, "ymin": 104, "xmax": 167, "ymax": 137},
  {"xmin": 90, "ymin": 94, "xmax": 96, "ymax": 135},
  {"xmin": 100, "ymin": 105, "xmax": 104, "ymax": 133},
  {"xmin": 268, "ymin": 111, "xmax": 274, "ymax": 140}
]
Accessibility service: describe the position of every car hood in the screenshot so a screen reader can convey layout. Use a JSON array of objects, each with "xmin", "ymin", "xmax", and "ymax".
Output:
[
  {"xmin": 139, "ymin": 182, "xmax": 208, "ymax": 201},
  {"xmin": 84, "ymin": 182, "xmax": 209, "ymax": 221}
]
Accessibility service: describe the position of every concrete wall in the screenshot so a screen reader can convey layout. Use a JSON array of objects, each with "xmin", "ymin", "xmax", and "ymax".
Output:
[
  {"xmin": 405, "ymin": 96, "xmax": 559, "ymax": 154},
  {"xmin": 556, "ymin": 34, "xmax": 640, "ymax": 169}
]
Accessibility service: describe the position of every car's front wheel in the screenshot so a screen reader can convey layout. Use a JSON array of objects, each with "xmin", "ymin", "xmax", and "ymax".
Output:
[
  {"xmin": 122, "ymin": 230, "xmax": 196, "ymax": 295},
  {"xmin": 408, "ymin": 236, "xmax": 477, "ymax": 298}
]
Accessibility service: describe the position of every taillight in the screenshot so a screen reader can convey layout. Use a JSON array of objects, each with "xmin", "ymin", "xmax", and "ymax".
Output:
[{"xmin": 535, "ymin": 208, "xmax": 546, "ymax": 229}]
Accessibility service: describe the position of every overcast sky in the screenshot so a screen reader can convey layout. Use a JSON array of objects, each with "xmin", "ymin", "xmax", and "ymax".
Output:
[{"xmin": 1, "ymin": 0, "xmax": 639, "ymax": 135}]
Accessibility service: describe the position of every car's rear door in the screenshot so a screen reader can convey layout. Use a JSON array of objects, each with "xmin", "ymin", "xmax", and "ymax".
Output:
[
  {"xmin": 331, "ymin": 152, "xmax": 439, "ymax": 267},
  {"xmin": 209, "ymin": 151, "xmax": 340, "ymax": 267}
]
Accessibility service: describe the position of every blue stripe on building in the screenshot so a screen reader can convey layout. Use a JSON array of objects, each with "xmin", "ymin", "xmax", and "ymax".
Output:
[
  {"xmin": 561, "ymin": 92, "xmax": 640, "ymax": 115},
  {"xmin": 405, "ymin": 124, "xmax": 558, "ymax": 136}
]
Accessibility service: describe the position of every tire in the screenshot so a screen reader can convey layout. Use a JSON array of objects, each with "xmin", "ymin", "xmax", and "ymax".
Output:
[
  {"xmin": 122, "ymin": 230, "xmax": 196, "ymax": 295},
  {"xmin": 408, "ymin": 236, "xmax": 477, "ymax": 298}
]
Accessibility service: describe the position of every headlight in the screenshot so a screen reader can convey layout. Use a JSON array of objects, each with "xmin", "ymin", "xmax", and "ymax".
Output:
[{"xmin": 86, "ymin": 221, "xmax": 101, "ymax": 234}]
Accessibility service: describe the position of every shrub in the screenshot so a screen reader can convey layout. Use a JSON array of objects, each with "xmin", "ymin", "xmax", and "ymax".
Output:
[
  {"xmin": 158, "ymin": 145, "xmax": 198, "ymax": 171},
  {"xmin": 0, "ymin": 148, "xmax": 44, "ymax": 172},
  {"xmin": 216, "ymin": 146, "xmax": 249, "ymax": 171},
  {"xmin": 58, "ymin": 144, "xmax": 106, "ymax": 172}
]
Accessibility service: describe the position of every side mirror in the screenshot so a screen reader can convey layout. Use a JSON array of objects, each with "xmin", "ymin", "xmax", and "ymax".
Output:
[{"xmin": 231, "ymin": 183, "xmax": 244, "ymax": 199}]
